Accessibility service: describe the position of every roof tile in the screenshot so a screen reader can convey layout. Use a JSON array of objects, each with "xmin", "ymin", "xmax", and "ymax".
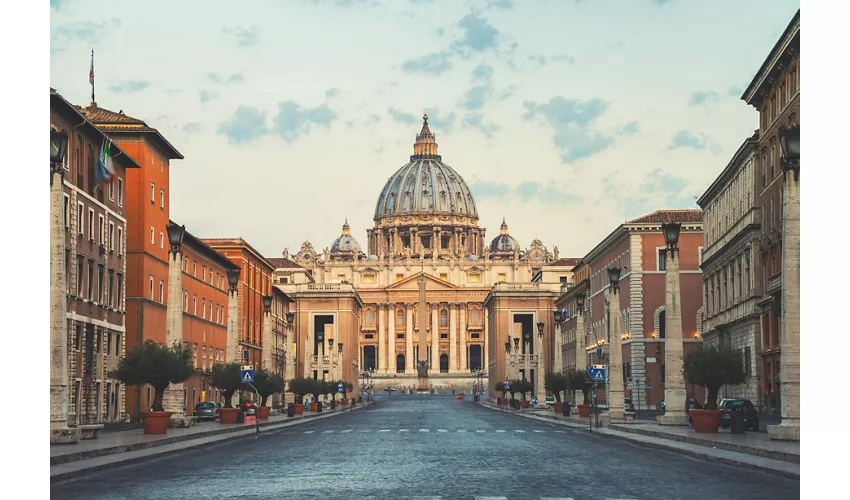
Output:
[{"xmin": 628, "ymin": 209, "xmax": 703, "ymax": 224}]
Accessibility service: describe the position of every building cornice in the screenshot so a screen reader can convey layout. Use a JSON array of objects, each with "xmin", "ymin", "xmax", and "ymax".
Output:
[
  {"xmin": 741, "ymin": 9, "xmax": 800, "ymax": 108},
  {"xmin": 697, "ymin": 132, "xmax": 760, "ymax": 207}
]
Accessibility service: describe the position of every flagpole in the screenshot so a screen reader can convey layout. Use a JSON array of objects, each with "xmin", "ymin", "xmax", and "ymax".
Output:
[{"xmin": 90, "ymin": 49, "xmax": 95, "ymax": 105}]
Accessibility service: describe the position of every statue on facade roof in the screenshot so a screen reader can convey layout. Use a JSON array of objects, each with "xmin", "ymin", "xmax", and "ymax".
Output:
[
  {"xmin": 553, "ymin": 246, "xmax": 559, "ymax": 260},
  {"xmin": 282, "ymin": 248, "xmax": 289, "ymax": 259}
]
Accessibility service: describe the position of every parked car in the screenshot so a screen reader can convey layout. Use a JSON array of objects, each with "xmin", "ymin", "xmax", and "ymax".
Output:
[
  {"xmin": 718, "ymin": 398, "xmax": 760, "ymax": 431},
  {"xmin": 237, "ymin": 401, "xmax": 257, "ymax": 416},
  {"xmin": 544, "ymin": 396, "xmax": 555, "ymax": 407},
  {"xmin": 624, "ymin": 398, "xmax": 635, "ymax": 412},
  {"xmin": 193, "ymin": 402, "xmax": 218, "ymax": 422}
]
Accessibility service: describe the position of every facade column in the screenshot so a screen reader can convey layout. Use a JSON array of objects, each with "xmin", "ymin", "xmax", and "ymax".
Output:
[
  {"xmin": 554, "ymin": 323, "xmax": 563, "ymax": 376},
  {"xmin": 449, "ymin": 303, "xmax": 458, "ymax": 373},
  {"xmin": 284, "ymin": 321, "xmax": 295, "ymax": 391},
  {"xmin": 607, "ymin": 286, "xmax": 625, "ymax": 422},
  {"xmin": 405, "ymin": 304, "xmax": 414, "ymax": 374},
  {"xmin": 658, "ymin": 249, "xmax": 688, "ymax": 426},
  {"xmin": 433, "ymin": 227, "xmax": 440, "ymax": 259},
  {"xmin": 768, "ymin": 160, "xmax": 800, "ymax": 441},
  {"xmin": 430, "ymin": 304, "xmax": 439, "ymax": 374},
  {"xmin": 50, "ymin": 167, "xmax": 80, "ymax": 444},
  {"xmin": 226, "ymin": 278, "xmax": 240, "ymax": 408},
  {"xmin": 163, "ymin": 244, "xmax": 186, "ymax": 422},
  {"xmin": 536, "ymin": 319, "xmax": 545, "ymax": 402},
  {"xmin": 378, "ymin": 304, "xmax": 387, "ymax": 373},
  {"xmin": 484, "ymin": 307, "xmax": 489, "ymax": 374},
  {"xmin": 575, "ymin": 307, "xmax": 586, "ymax": 373},
  {"xmin": 388, "ymin": 304, "xmax": 396, "ymax": 373},
  {"xmin": 460, "ymin": 304, "xmax": 468, "ymax": 372},
  {"xmin": 262, "ymin": 307, "xmax": 273, "ymax": 374}
]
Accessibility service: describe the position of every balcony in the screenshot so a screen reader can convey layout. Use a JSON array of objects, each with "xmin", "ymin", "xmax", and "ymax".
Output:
[
  {"xmin": 516, "ymin": 354, "xmax": 540, "ymax": 365},
  {"xmin": 766, "ymin": 271, "xmax": 782, "ymax": 294}
]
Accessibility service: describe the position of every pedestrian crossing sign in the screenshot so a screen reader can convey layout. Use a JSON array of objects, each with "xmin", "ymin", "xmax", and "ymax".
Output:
[
  {"xmin": 241, "ymin": 369, "xmax": 255, "ymax": 384},
  {"xmin": 588, "ymin": 366, "xmax": 606, "ymax": 383}
]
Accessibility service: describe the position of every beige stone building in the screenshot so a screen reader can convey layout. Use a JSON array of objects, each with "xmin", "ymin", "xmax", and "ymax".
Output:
[
  {"xmin": 697, "ymin": 133, "xmax": 764, "ymax": 403},
  {"xmin": 271, "ymin": 116, "xmax": 574, "ymax": 395}
]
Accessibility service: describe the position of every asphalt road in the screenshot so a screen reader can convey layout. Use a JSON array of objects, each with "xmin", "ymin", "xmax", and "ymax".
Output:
[{"xmin": 53, "ymin": 394, "xmax": 799, "ymax": 500}]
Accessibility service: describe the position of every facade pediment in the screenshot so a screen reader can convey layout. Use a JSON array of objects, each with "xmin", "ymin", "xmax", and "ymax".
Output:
[{"xmin": 385, "ymin": 272, "xmax": 458, "ymax": 291}]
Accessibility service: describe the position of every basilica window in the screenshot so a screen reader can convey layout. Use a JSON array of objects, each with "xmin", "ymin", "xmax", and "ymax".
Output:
[
  {"xmin": 468, "ymin": 272, "xmax": 481, "ymax": 283},
  {"xmin": 363, "ymin": 274, "xmax": 375, "ymax": 284},
  {"xmin": 498, "ymin": 273, "xmax": 506, "ymax": 283},
  {"xmin": 397, "ymin": 308, "xmax": 405, "ymax": 326},
  {"xmin": 396, "ymin": 274, "xmax": 404, "ymax": 282},
  {"xmin": 440, "ymin": 309, "xmax": 448, "ymax": 328},
  {"xmin": 471, "ymin": 309, "xmax": 479, "ymax": 325},
  {"xmin": 365, "ymin": 309, "xmax": 375, "ymax": 327},
  {"xmin": 439, "ymin": 273, "xmax": 448, "ymax": 281}
]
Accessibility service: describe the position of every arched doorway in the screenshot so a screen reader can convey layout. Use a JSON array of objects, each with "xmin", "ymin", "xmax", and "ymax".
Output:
[
  {"xmin": 440, "ymin": 354, "xmax": 449, "ymax": 373},
  {"xmin": 396, "ymin": 354, "xmax": 405, "ymax": 374},
  {"xmin": 469, "ymin": 345, "xmax": 482, "ymax": 371},
  {"xmin": 659, "ymin": 311, "xmax": 666, "ymax": 339},
  {"xmin": 364, "ymin": 346, "xmax": 377, "ymax": 371}
]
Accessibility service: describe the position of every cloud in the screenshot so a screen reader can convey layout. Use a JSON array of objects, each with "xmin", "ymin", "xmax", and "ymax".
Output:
[
  {"xmin": 486, "ymin": 0, "xmax": 515, "ymax": 8},
  {"xmin": 622, "ymin": 169, "xmax": 694, "ymax": 214},
  {"xmin": 182, "ymin": 123, "xmax": 202, "ymax": 134},
  {"xmin": 726, "ymin": 85, "xmax": 743, "ymax": 97},
  {"xmin": 366, "ymin": 113, "xmax": 382, "ymax": 124},
  {"xmin": 461, "ymin": 113, "xmax": 499, "ymax": 138},
  {"xmin": 527, "ymin": 54, "xmax": 575, "ymax": 67},
  {"xmin": 460, "ymin": 64, "xmax": 497, "ymax": 112},
  {"xmin": 207, "ymin": 72, "xmax": 244, "ymax": 85},
  {"xmin": 309, "ymin": 0, "xmax": 373, "ymax": 5},
  {"xmin": 326, "ymin": 88, "xmax": 341, "ymax": 99},
  {"xmin": 199, "ymin": 90, "xmax": 219, "ymax": 104},
  {"xmin": 619, "ymin": 121, "xmax": 640, "ymax": 135},
  {"xmin": 471, "ymin": 179, "xmax": 581, "ymax": 204},
  {"xmin": 109, "ymin": 80, "xmax": 149, "ymax": 93},
  {"xmin": 271, "ymin": 101, "xmax": 338, "ymax": 143},
  {"xmin": 667, "ymin": 130, "xmax": 708, "ymax": 150},
  {"xmin": 400, "ymin": 51, "xmax": 454, "ymax": 75},
  {"xmin": 650, "ymin": 0, "xmax": 673, "ymax": 5},
  {"xmin": 51, "ymin": 19, "xmax": 121, "ymax": 48},
  {"xmin": 522, "ymin": 97, "xmax": 614, "ymax": 162},
  {"xmin": 425, "ymin": 109, "xmax": 456, "ymax": 133},
  {"xmin": 408, "ymin": 0, "xmax": 435, "ymax": 3},
  {"xmin": 50, "ymin": 0, "xmax": 64, "ymax": 10},
  {"xmin": 218, "ymin": 105, "xmax": 269, "ymax": 145},
  {"xmin": 688, "ymin": 90, "xmax": 719, "ymax": 106},
  {"xmin": 449, "ymin": 12, "xmax": 500, "ymax": 56},
  {"xmin": 223, "ymin": 25, "xmax": 261, "ymax": 47},
  {"xmin": 387, "ymin": 107, "xmax": 419, "ymax": 125}
]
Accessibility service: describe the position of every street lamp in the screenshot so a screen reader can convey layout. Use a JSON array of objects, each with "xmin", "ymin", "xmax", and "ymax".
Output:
[
  {"xmin": 338, "ymin": 342, "xmax": 343, "ymax": 354},
  {"xmin": 286, "ymin": 311, "xmax": 295, "ymax": 325},
  {"xmin": 504, "ymin": 340, "xmax": 511, "ymax": 352},
  {"xmin": 779, "ymin": 123, "xmax": 800, "ymax": 174},
  {"xmin": 575, "ymin": 293, "xmax": 585, "ymax": 310},
  {"xmin": 262, "ymin": 295, "xmax": 273, "ymax": 312},
  {"xmin": 661, "ymin": 221, "xmax": 682, "ymax": 254},
  {"xmin": 166, "ymin": 223, "xmax": 186, "ymax": 257},
  {"xmin": 553, "ymin": 310, "xmax": 562, "ymax": 322},
  {"xmin": 607, "ymin": 266, "xmax": 621, "ymax": 288},
  {"xmin": 536, "ymin": 321, "xmax": 545, "ymax": 338},
  {"xmin": 50, "ymin": 129, "xmax": 69, "ymax": 166},
  {"xmin": 226, "ymin": 268, "xmax": 240, "ymax": 292}
]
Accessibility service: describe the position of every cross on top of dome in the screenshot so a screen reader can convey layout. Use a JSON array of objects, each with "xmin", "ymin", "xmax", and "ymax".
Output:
[{"xmin": 412, "ymin": 113, "xmax": 439, "ymax": 160}]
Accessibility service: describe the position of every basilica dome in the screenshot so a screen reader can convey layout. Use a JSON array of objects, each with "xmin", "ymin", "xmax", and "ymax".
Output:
[
  {"xmin": 330, "ymin": 220, "xmax": 362, "ymax": 258},
  {"xmin": 489, "ymin": 218, "xmax": 521, "ymax": 254},
  {"xmin": 374, "ymin": 115, "xmax": 478, "ymax": 220}
]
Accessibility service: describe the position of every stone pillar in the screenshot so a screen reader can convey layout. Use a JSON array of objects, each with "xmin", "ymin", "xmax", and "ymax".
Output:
[
  {"xmin": 658, "ymin": 250, "xmax": 688, "ymax": 426},
  {"xmin": 536, "ymin": 321, "xmax": 545, "ymax": 401},
  {"xmin": 607, "ymin": 287, "xmax": 625, "ymax": 422},
  {"xmin": 226, "ymin": 284, "xmax": 240, "ymax": 408},
  {"xmin": 483, "ymin": 308, "xmax": 489, "ymax": 374},
  {"xmin": 388, "ymin": 304, "xmax": 396, "ymax": 373},
  {"xmin": 768, "ymin": 164, "xmax": 800, "ymax": 441},
  {"xmin": 460, "ymin": 304, "xmax": 468, "ymax": 372},
  {"xmin": 449, "ymin": 303, "xmax": 458, "ymax": 373},
  {"xmin": 378, "ymin": 304, "xmax": 387, "ymax": 373},
  {"xmin": 284, "ymin": 322, "xmax": 295, "ymax": 386},
  {"xmin": 554, "ymin": 322, "xmax": 563, "ymax": 376},
  {"xmin": 405, "ymin": 304, "xmax": 414, "ymax": 374},
  {"xmin": 376, "ymin": 229, "xmax": 384, "ymax": 256},
  {"xmin": 575, "ymin": 309, "xmax": 586, "ymax": 373},
  {"xmin": 50, "ymin": 168, "xmax": 80, "ymax": 444},
  {"xmin": 410, "ymin": 228, "xmax": 418, "ymax": 255},
  {"xmin": 163, "ymin": 247, "xmax": 186, "ymax": 420},
  {"xmin": 262, "ymin": 308, "xmax": 273, "ymax": 376},
  {"xmin": 430, "ymin": 304, "xmax": 439, "ymax": 374}
]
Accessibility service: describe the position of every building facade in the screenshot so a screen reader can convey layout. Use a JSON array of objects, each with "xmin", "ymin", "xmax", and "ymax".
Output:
[
  {"xmin": 698, "ymin": 133, "xmax": 764, "ymax": 403},
  {"xmin": 554, "ymin": 261, "xmax": 590, "ymax": 376},
  {"xmin": 741, "ymin": 9, "xmax": 800, "ymax": 415},
  {"xmin": 51, "ymin": 89, "xmax": 140, "ymax": 426},
  {"xmin": 556, "ymin": 210, "xmax": 706, "ymax": 408},
  {"xmin": 78, "ymin": 103, "xmax": 184, "ymax": 419}
]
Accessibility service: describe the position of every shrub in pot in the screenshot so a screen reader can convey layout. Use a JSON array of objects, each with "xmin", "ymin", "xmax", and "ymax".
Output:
[
  {"xmin": 210, "ymin": 362, "xmax": 243, "ymax": 424},
  {"xmin": 566, "ymin": 368, "xmax": 593, "ymax": 417},
  {"xmin": 514, "ymin": 379, "xmax": 533, "ymax": 408},
  {"xmin": 544, "ymin": 372, "xmax": 568, "ymax": 414},
  {"xmin": 493, "ymin": 380, "xmax": 507, "ymax": 405},
  {"xmin": 253, "ymin": 369, "xmax": 285, "ymax": 420},
  {"xmin": 288, "ymin": 377, "xmax": 312, "ymax": 415},
  {"xmin": 684, "ymin": 344, "xmax": 746, "ymax": 433},
  {"xmin": 110, "ymin": 340, "xmax": 194, "ymax": 434}
]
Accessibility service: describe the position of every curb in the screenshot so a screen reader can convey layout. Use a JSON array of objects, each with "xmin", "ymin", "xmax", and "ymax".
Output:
[
  {"xmin": 50, "ymin": 402, "xmax": 374, "ymax": 483},
  {"xmin": 476, "ymin": 402, "xmax": 799, "ymax": 479}
]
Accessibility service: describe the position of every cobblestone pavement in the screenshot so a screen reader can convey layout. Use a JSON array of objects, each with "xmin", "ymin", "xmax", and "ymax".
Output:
[{"xmin": 52, "ymin": 394, "xmax": 799, "ymax": 500}]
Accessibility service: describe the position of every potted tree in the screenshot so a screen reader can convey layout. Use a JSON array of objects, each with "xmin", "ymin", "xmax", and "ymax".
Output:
[
  {"xmin": 515, "ymin": 379, "xmax": 532, "ymax": 409},
  {"xmin": 507, "ymin": 382, "xmax": 518, "ymax": 408},
  {"xmin": 493, "ymin": 380, "xmax": 506, "ymax": 405},
  {"xmin": 210, "ymin": 362, "xmax": 243, "ymax": 424},
  {"xmin": 288, "ymin": 377, "xmax": 311, "ymax": 415},
  {"xmin": 309, "ymin": 379, "xmax": 326, "ymax": 412},
  {"xmin": 253, "ymin": 369, "xmax": 286, "ymax": 420},
  {"xmin": 110, "ymin": 340, "xmax": 194, "ymax": 434},
  {"xmin": 684, "ymin": 344, "xmax": 746, "ymax": 433},
  {"xmin": 345, "ymin": 382, "xmax": 354, "ymax": 405},
  {"xmin": 545, "ymin": 372, "xmax": 568, "ymax": 414},
  {"xmin": 567, "ymin": 368, "xmax": 593, "ymax": 417}
]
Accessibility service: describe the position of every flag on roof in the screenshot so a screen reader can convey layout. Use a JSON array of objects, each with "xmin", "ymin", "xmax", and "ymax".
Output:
[{"xmin": 94, "ymin": 139, "xmax": 115, "ymax": 184}]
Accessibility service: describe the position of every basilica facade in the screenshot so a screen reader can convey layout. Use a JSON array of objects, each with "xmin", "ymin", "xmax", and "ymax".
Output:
[{"xmin": 273, "ymin": 116, "xmax": 576, "ymax": 393}]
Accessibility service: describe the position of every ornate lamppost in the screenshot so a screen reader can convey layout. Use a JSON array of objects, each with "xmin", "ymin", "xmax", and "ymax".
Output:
[
  {"xmin": 535, "ymin": 321, "xmax": 544, "ymax": 402},
  {"xmin": 657, "ymin": 219, "xmax": 688, "ymax": 426},
  {"xmin": 226, "ymin": 267, "xmax": 241, "ymax": 408},
  {"xmin": 606, "ymin": 266, "xmax": 625, "ymax": 423},
  {"xmin": 769, "ymin": 124, "xmax": 800, "ymax": 441},
  {"xmin": 163, "ymin": 223, "xmax": 188, "ymax": 423}
]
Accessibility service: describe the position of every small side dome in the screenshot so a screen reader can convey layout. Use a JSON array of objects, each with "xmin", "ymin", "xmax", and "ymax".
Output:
[
  {"xmin": 330, "ymin": 219, "xmax": 362, "ymax": 259},
  {"xmin": 489, "ymin": 217, "xmax": 520, "ymax": 254}
]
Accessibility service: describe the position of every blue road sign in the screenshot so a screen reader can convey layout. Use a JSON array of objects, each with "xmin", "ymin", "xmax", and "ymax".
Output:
[
  {"xmin": 595, "ymin": 347, "xmax": 604, "ymax": 359},
  {"xmin": 338, "ymin": 383, "xmax": 344, "ymax": 393},
  {"xmin": 588, "ymin": 366, "xmax": 606, "ymax": 383},
  {"xmin": 241, "ymin": 369, "xmax": 255, "ymax": 384}
]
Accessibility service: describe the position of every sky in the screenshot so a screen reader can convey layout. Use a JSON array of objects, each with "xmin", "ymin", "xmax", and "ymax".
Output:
[{"xmin": 49, "ymin": 0, "xmax": 800, "ymax": 260}]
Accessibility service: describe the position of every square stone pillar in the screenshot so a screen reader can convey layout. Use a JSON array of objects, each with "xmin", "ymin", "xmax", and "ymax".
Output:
[
  {"xmin": 405, "ymin": 304, "xmax": 414, "ymax": 374},
  {"xmin": 388, "ymin": 304, "xmax": 396, "ymax": 373},
  {"xmin": 483, "ymin": 307, "xmax": 489, "ymax": 374},
  {"xmin": 658, "ymin": 249, "xmax": 689, "ymax": 426},
  {"xmin": 163, "ymin": 249, "xmax": 186, "ymax": 420},
  {"xmin": 430, "ymin": 304, "xmax": 439, "ymax": 374},
  {"xmin": 768, "ymin": 165, "xmax": 800, "ymax": 441},
  {"xmin": 378, "ymin": 304, "xmax": 387, "ymax": 373},
  {"xmin": 575, "ymin": 310, "xmax": 586, "ymax": 373},
  {"xmin": 449, "ymin": 303, "xmax": 458, "ymax": 373},
  {"xmin": 226, "ymin": 285, "xmax": 240, "ymax": 408},
  {"xmin": 50, "ymin": 169, "xmax": 81, "ymax": 444},
  {"xmin": 262, "ymin": 310, "xmax": 273, "ymax": 373},
  {"xmin": 460, "ymin": 304, "xmax": 467, "ymax": 372},
  {"xmin": 607, "ymin": 289, "xmax": 625, "ymax": 422}
]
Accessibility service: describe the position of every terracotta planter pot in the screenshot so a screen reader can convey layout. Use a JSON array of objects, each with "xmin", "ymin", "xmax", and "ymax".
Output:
[
  {"xmin": 310, "ymin": 402, "xmax": 319, "ymax": 413},
  {"xmin": 257, "ymin": 406, "xmax": 271, "ymax": 420},
  {"xmin": 553, "ymin": 402, "xmax": 564, "ymax": 414},
  {"xmin": 141, "ymin": 411, "xmax": 172, "ymax": 434},
  {"xmin": 343, "ymin": 399, "xmax": 349, "ymax": 405},
  {"xmin": 690, "ymin": 409, "xmax": 723, "ymax": 433},
  {"xmin": 577, "ymin": 404, "xmax": 592, "ymax": 417},
  {"xmin": 218, "ymin": 408, "xmax": 239, "ymax": 424},
  {"xmin": 520, "ymin": 400, "xmax": 529, "ymax": 409},
  {"xmin": 294, "ymin": 404, "xmax": 304, "ymax": 416}
]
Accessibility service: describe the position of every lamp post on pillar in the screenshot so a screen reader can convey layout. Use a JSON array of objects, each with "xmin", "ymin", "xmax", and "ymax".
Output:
[
  {"xmin": 513, "ymin": 337, "xmax": 520, "ymax": 383},
  {"xmin": 606, "ymin": 266, "xmax": 625, "ymax": 423},
  {"xmin": 337, "ymin": 342, "xmax": 344, "ymax": 383},
  {"xmin": 226, "ymin": 267, "xmax": 241, "ymax": 408},
  {"xmin": 261, "ymin": 295, "xmax": 273, "ymax": 376},
  {"xmin": 575, "ymin": 293, "xmax": 587, "ymax": 374},
  {"xmin": 657, "ymin": 219, "xmax": 689, "ymax": 426},
  {"xmin": 285, "ymin": 311, "xmax": 296, "ymax": 398},
  {"xmin": 50, "ymin": 129, "xmax": 80, "ymax": 444},
  {"xmin": 769, "ymin": 123, "xmax": 800, "ymax": 441},
  {"xmin": 163, "ymin": 223, "xmax": 188, "ymax": 425},
  {"xmin": 536, "ymin": 321, "xmax": 544, "ymax": 402}
]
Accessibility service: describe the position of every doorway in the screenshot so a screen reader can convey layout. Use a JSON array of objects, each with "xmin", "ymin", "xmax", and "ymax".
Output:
[
  {"xmin": 440, "ymin": 353, "xmax": 449, "ymax": 373},
  {"xmin": 364, "ymin": 346, "xmax": 377, "ymax": 370},
  {"xmin": 469, "ymin": 345, "xmax": 482, "ymax": 371},
  {"xmin": 396, "ymin": 354, "xmax": 405, "ymax": 373}
]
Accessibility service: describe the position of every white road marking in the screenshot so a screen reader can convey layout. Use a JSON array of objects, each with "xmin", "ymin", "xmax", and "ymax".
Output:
[
  {"xmin": 457, "ymin": 429, "xmax": 467, "ymax": 433},
  {"xmin": 541, "ymin": 497, "xmax": 575, "ymax": 500},
  {"xmin": 339, "ymin": 429, "xmax": 352, "ymax": 433},
  {"xmin": 532, "ymin": 429, "xmax": 545, "ymax": 433},
  {"xmin": 399, "ymin": 429, "xmax": 409, "ymax": 432},
  {"xmin": 554, "ymin": 430, "xmax": 566, "ymax": 433},
  {"xmin": 514, "ymin": 429, "xmax": 526, "ymax": 433},
  {"xmin": 474, "ymin": 497, "xmax": 508, "ymax": 500},
  {"xmin": 419, "ymin": 428, "xmax": 430, "ymax": 432},
  {"xmin": 322, "ymin": 430, "xmax": 335, "ymax": 433},
  {"xmin": 495, "ymin": 430, "xmax": 506, "ymax": 433},
  {"xmin": 475, "ymin": 429, "xmax": 486, "ymax": 433},
  {"xmin": 303, "ymin": 430, "xmax": 314, "ymax": 434},
  {"xmin": 379, "ymin": 429, "xmax": 390, "ymax": 432},
  {"xmin": 437, "ymin": 429, "xmax": 447, "ymax": 432}
]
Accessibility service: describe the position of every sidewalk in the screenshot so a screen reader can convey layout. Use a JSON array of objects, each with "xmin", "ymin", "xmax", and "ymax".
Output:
[
  {"xmin": 478, "ymin": 401, "xmax": 799, "ymax": 478},
  {"xmin": 51, "ymin": 402, "xmax": 372, "ymax": 483}
]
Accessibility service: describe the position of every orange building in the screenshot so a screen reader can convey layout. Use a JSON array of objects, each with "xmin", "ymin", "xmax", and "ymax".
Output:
[
  {"xmin": 175, "ymin": 223, "xmax": 240, "ymax": 410},
  {"xmin": 202, "ymin": 238, "xmax": 275, "ymax": 369},
  {"xmin": 79, "ymin": 103, "xmax": 184, "ymax": 419}
]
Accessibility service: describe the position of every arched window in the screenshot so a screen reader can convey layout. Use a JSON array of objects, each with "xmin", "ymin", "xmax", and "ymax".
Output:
[
  {"xmin": 365, "ymin": 309, "xmax": 374, "ymax": 327},
  {"xmin": 471, "ymin": 309, "xmax": 479, "ymax": 325},
  {"xmin": 659, "ymin": 310, "xmax": 666, "ymax": 339},
  {"xmin": 397, "ymin": 308, "xmax": 405, "ymax": 326},
  {"xmin": 440, "ymin": 309, "xmax": 448, "ymax": 327}
]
